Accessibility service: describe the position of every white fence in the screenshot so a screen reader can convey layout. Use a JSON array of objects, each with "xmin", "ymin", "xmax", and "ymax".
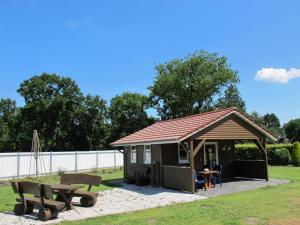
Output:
[{"xmin": 0, "ymin": 150, "xmax": 123, "ymax": 179}]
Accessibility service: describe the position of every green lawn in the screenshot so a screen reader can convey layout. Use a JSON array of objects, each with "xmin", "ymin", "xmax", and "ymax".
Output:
[
  {"xmin": 0, "ymin": 168, "xmax": 123, "ymax": 212},
  {"xmin": 60, "ymin": 166, "xmax": 300, "ymax": 225}
]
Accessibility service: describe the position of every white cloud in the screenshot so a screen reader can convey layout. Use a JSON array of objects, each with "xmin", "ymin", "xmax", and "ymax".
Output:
[{"xmin": 255, "ymin": 67, "xmax": 300, "ymax": 84}]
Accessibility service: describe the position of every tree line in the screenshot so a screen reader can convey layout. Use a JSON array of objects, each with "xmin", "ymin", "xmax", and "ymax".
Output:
[{"xmin": 0, "ymin": 51, "xmax": 298, "ymax": 152}]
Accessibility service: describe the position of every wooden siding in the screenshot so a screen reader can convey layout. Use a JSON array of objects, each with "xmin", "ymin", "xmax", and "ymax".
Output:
[
  {"xmin": 161, "ymin": 143, "xmax": 179, "ymax": 166},
  {"xmin": 162, "ymin": 165, "xmax": 193, "ymax": 192},
  {"xmin": 151, "ymin": 144, "xmax": 161, "ymax": 163},
  {"xmin": 234, "ymin": 160, "xmax": 267, "ymax": 179},
  {"xmin": 124, "ymin": 144, "xmax": 162, "ymax": 182},
  {"xmin": 194, "ymin": 114, "xmax": 265, "ymax": 140}
]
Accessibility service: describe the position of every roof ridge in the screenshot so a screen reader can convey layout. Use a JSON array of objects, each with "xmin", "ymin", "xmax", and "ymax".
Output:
[{"xmin": 155, "ymin": 107, "xmax": 236, "ymax": 124}]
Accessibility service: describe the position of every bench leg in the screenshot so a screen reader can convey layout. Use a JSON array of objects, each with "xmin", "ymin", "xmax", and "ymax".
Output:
[
  {"xmin": 25, "ymin": 204, "xmax": 34, "ymax": 214},
  {"xmin": 80, "ymin": 196, "xmax": 97, "ymax": 207},
  {"xmin": 14, "ymin": 204, "xmax": 25, "ymax": 216},
  {"xmin": 38, "ymin": 208, "xmax": 52, "ymax": 221},
  {"xmin": 50, "ymin": 209, "xmax": 59, "ymax": 219}
]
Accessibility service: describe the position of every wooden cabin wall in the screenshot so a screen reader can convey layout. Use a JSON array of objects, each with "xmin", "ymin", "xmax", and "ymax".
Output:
[
  {"xmin": 124, "ymin": 144, "xmax": 162, "ymax": 181},
  {"xmin": 161, "ymin": 143, "xmax": 179, "ymax": 166},
  {"xmin": 193, "ymin": 140, "xmax": 235, "ymax": 178}
]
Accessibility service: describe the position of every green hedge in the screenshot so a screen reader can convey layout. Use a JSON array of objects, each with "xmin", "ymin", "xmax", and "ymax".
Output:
[
  {"xmin": 292, "ymin": 142, "xmax": 300, "ymax": 166},
  {"xmin": 272, "ymin": 148, "xmax": 291, "ymax": 165},
  {"xmin": 235, "ymin": 143, "xmax": 294, "ymax": 165}
]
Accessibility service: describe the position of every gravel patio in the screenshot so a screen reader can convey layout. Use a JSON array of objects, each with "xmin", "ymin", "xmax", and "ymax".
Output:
[{"xmin": 0, "ymin": 178, "xmax": 288, "ymax": 225}]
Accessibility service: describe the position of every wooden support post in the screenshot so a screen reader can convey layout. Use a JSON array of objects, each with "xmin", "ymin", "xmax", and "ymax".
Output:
[
  {"xmin": 190, "ymin": 140, "xmax": 195, "ymax": 193},
  {"xmin": 123, "ymin": 148, "xmax": 127, "ymax": 182},
  {"xmin": 254, "ymin": 139, "xmax": 269, "ymax": 181},
  {"xmin": 193, "ymin": 139, "xmax": 206, "ymax": 158},
  {"xmin": 263, "ymin": 139, "xmax": 269, "ymax": 181}
]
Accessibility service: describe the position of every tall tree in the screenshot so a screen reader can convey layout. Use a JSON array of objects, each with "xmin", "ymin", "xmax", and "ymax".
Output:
[
  {"xmin": 284, "ymin": 119, "xmax": 300, "ymax": 142},
  {"xmin": 17, "ymin": 73, "xmax": 83, "ymax": 151},
  {"xmin": 248, "ymin": 111, "xmax": 264, "ymax": 127},
  {"xmin": 149, "ymin": 50, "xmax": 240, "ymax": 120},
  {"xmin": 0, "ymin": 98, "xmax": 18, "ymax": 151},
  {"xmin": 262, "ymin": 113, "xmax": 282, "ymax": 137},
  {"xmin": 108, "ymin": 92, "xmax": 155, "ymax": 143},
  {"xmin": 72, "ymin": 95, "xmax": 108, "ymax": 150},
  {"xmin": 215, "ymin": 84, "xmax": 246, "ymax": 111}
]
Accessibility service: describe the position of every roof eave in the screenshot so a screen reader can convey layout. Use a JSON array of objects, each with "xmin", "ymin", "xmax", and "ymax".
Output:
[{"xmin": 111, "ymin": 139, "xmax": 179, "ymax": 147}]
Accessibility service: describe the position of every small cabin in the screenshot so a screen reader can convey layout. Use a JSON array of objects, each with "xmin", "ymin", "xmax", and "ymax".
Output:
[{"xmin": 111, "ymin": 108, "xmax": 277, "ymax": 193}]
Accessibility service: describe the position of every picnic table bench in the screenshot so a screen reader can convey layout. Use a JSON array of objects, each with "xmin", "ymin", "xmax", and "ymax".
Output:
[
  {"xmin": 11, "ymin": 181, "xmax": 65, "ymax": 221},
  {"xmin": 59, "ymin": 174, "xmax": 102, "ymax": 207}
]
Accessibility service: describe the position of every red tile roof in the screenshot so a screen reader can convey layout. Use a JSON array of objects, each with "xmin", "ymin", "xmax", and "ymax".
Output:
[{"xmin": 111, "ymin": 107, "xmax": 277, "ymax": 146}]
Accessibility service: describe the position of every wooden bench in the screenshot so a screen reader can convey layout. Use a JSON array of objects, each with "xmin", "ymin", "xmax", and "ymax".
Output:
[
  {"xmin": 60, "ymin": 174, "xmax": 102, "ymax": 207},
  {"xmin": 11, "ymin": 181, "xmax": 65, "ymax": 221}
]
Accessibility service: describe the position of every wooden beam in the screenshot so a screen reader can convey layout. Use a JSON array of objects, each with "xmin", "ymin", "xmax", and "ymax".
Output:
[
  {"xmin": 189, "ymin": 140, "xmax": 195, "ymax": 193},
  {"xmin": 253, "ymin": 139, "xmax": 269, "ymax": 181},
  {"xmin": 254, "ymin": 139, "xmax": 266, "ymax": 154},
  {"xmin": 193, "ymin": 139, "xmax": 206, "ymax": 158},
  {"xmin": 117, "ymin": 149, "xmax": 124, "ymax": 154},
  {"xmin": 180, "ymin": 142, "xmax": 188, "ymax": 152},
  {"xmin": 263, "ymin": 139, "xmax": 269, "ymax": 181}
]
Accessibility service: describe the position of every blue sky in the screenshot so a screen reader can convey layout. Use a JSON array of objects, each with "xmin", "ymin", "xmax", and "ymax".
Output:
[{"xmin": 0, "ymin": 0, "xmax": 300, "ymax": 124}]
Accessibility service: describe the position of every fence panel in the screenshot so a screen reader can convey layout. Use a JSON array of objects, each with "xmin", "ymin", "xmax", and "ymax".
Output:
[{"xmin": 0, "ymin": 150, "xmax": 123, "ymax": 179}]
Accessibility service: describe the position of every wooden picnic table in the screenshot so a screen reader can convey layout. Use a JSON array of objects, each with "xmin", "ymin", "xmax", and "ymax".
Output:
[
  {"xmin": 197, "ymin": 170, "xmax": 218, "ymax": 190},
  {"xmin": 49, "ymin": 184, "xmax": 82, "ymax": 210}
]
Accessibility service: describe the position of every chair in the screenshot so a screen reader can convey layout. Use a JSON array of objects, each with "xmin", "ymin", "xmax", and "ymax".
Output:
[
  {"xmin": 194, "ymin": 170, "xmax": 206, "ymax": 192},
  {"xmin": 211, "ymin": 164, "xmax": 222, "ymax": 187},
  {"xmin": 11, "ymin": 181, "xmax": 65, "ymax": 221},
  {"xmin": 60, "ymin": 174, "xmax": 102, "ymax": 207}
]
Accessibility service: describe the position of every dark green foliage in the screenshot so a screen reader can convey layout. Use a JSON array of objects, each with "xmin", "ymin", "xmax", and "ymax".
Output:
[
  {"xmin": 247, "ymin": 111, "xmax": 282, "ymax": 138},
  {"xmin": 215, "ymin": 84, "xmax": 246, "ymax": 112},
  {"xmin": 17, "ymin": 73, "xmax": 84, "ymax": 151},
  {"xmin": 108, "ymin": 92, "xmax": 155, "ymax": 143},
  {"xmin": 263, "ymin": 113, "xmax": 281, "ymax": 130},
  {"xmin": 284, "ymin": 119, "xmax": 300, "ymax": 142},
  {"xmin": 0, "ymin": 74, "xmax": 110, "ymax": 152},
  {"xmin": 292, "ymin": 142, "xmax": 300, "ymax": 166},
  {"xmin": 0, "ymin": 98, "xmax": 18, "ymax": 151},
  {"xmin": 271, "ymin": 148, "xmax": 291, "ymax": 165},
  {"xmin": 71, "ymin": 94, "xmax": 108, "ymax": 150},
  {"xmin": 235, "ymin": 143, "xmax": 294, "ymax": 164},
  {"xmin": 0, "ymin": 74, "xmax": 158, "ymax": 151},
  {"xmin": 149, "ymin": 50, "xmax": 240, "ymax": 120}
]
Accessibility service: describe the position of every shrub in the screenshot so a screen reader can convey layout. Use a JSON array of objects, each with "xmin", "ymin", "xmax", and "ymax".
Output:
[
  {"xmin": 292, "ymin": 142, "xmax": 300, "ymax": 166},
  {"xmin": 235, "ymin": 143, "xmax": 294, "ymax": 164},
  {"xmin": 271, "ymin": 148, "xmax": 291, "ymax": 165}
]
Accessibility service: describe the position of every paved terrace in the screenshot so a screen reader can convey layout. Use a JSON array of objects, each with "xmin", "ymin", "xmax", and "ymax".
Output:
[{"xmin": 0, "ymin": 178, "xmax": 288, "ymax": 225}]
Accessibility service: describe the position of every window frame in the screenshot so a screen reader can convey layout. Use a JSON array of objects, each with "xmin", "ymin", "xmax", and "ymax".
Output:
[
  {"xmin": 178, "ymin": 143, "xmax": 190, "ymax": 164},
  {"xmin": 143, "ymin": 145, "xmax": 152, "ymax": 164},
  {"xmin": 203, "ymin": 142, "xmax": 219, "ymax": 165},
  {"xmin": 130, "ymin": 146, "xmax": 137, "ymax": 163}
]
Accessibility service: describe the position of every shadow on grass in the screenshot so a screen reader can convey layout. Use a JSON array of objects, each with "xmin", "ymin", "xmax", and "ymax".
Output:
[{"xmin": 101, "ymin": 179, "xmax": 123, "ymax": 188}]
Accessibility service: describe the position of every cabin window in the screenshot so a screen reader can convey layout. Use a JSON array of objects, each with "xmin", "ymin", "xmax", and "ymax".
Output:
[
  {"xmin": 130, "ymin": 146, "xmax": 137, "ymax": 163},
  {"xmin": 144, "ymin": 145, "xmax": 151, "ymax": 164},
  {"xmin": 178, "ymin": 143, "xmax": 189, "ymax": 164}
]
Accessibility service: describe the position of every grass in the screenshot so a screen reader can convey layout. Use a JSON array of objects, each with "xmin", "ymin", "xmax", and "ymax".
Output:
[
  {"xmin": 0, "ymin": 167, "xmax": 123, "ymax": 212},
  {"xmin": 60, "ymin": 166, "xmax": 300, "ymax": 225}
]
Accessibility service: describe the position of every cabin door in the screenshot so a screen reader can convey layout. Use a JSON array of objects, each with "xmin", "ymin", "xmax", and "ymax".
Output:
[{"xmin": 204, "ymin": 142, "xmax": 219, "ymax": 168}]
